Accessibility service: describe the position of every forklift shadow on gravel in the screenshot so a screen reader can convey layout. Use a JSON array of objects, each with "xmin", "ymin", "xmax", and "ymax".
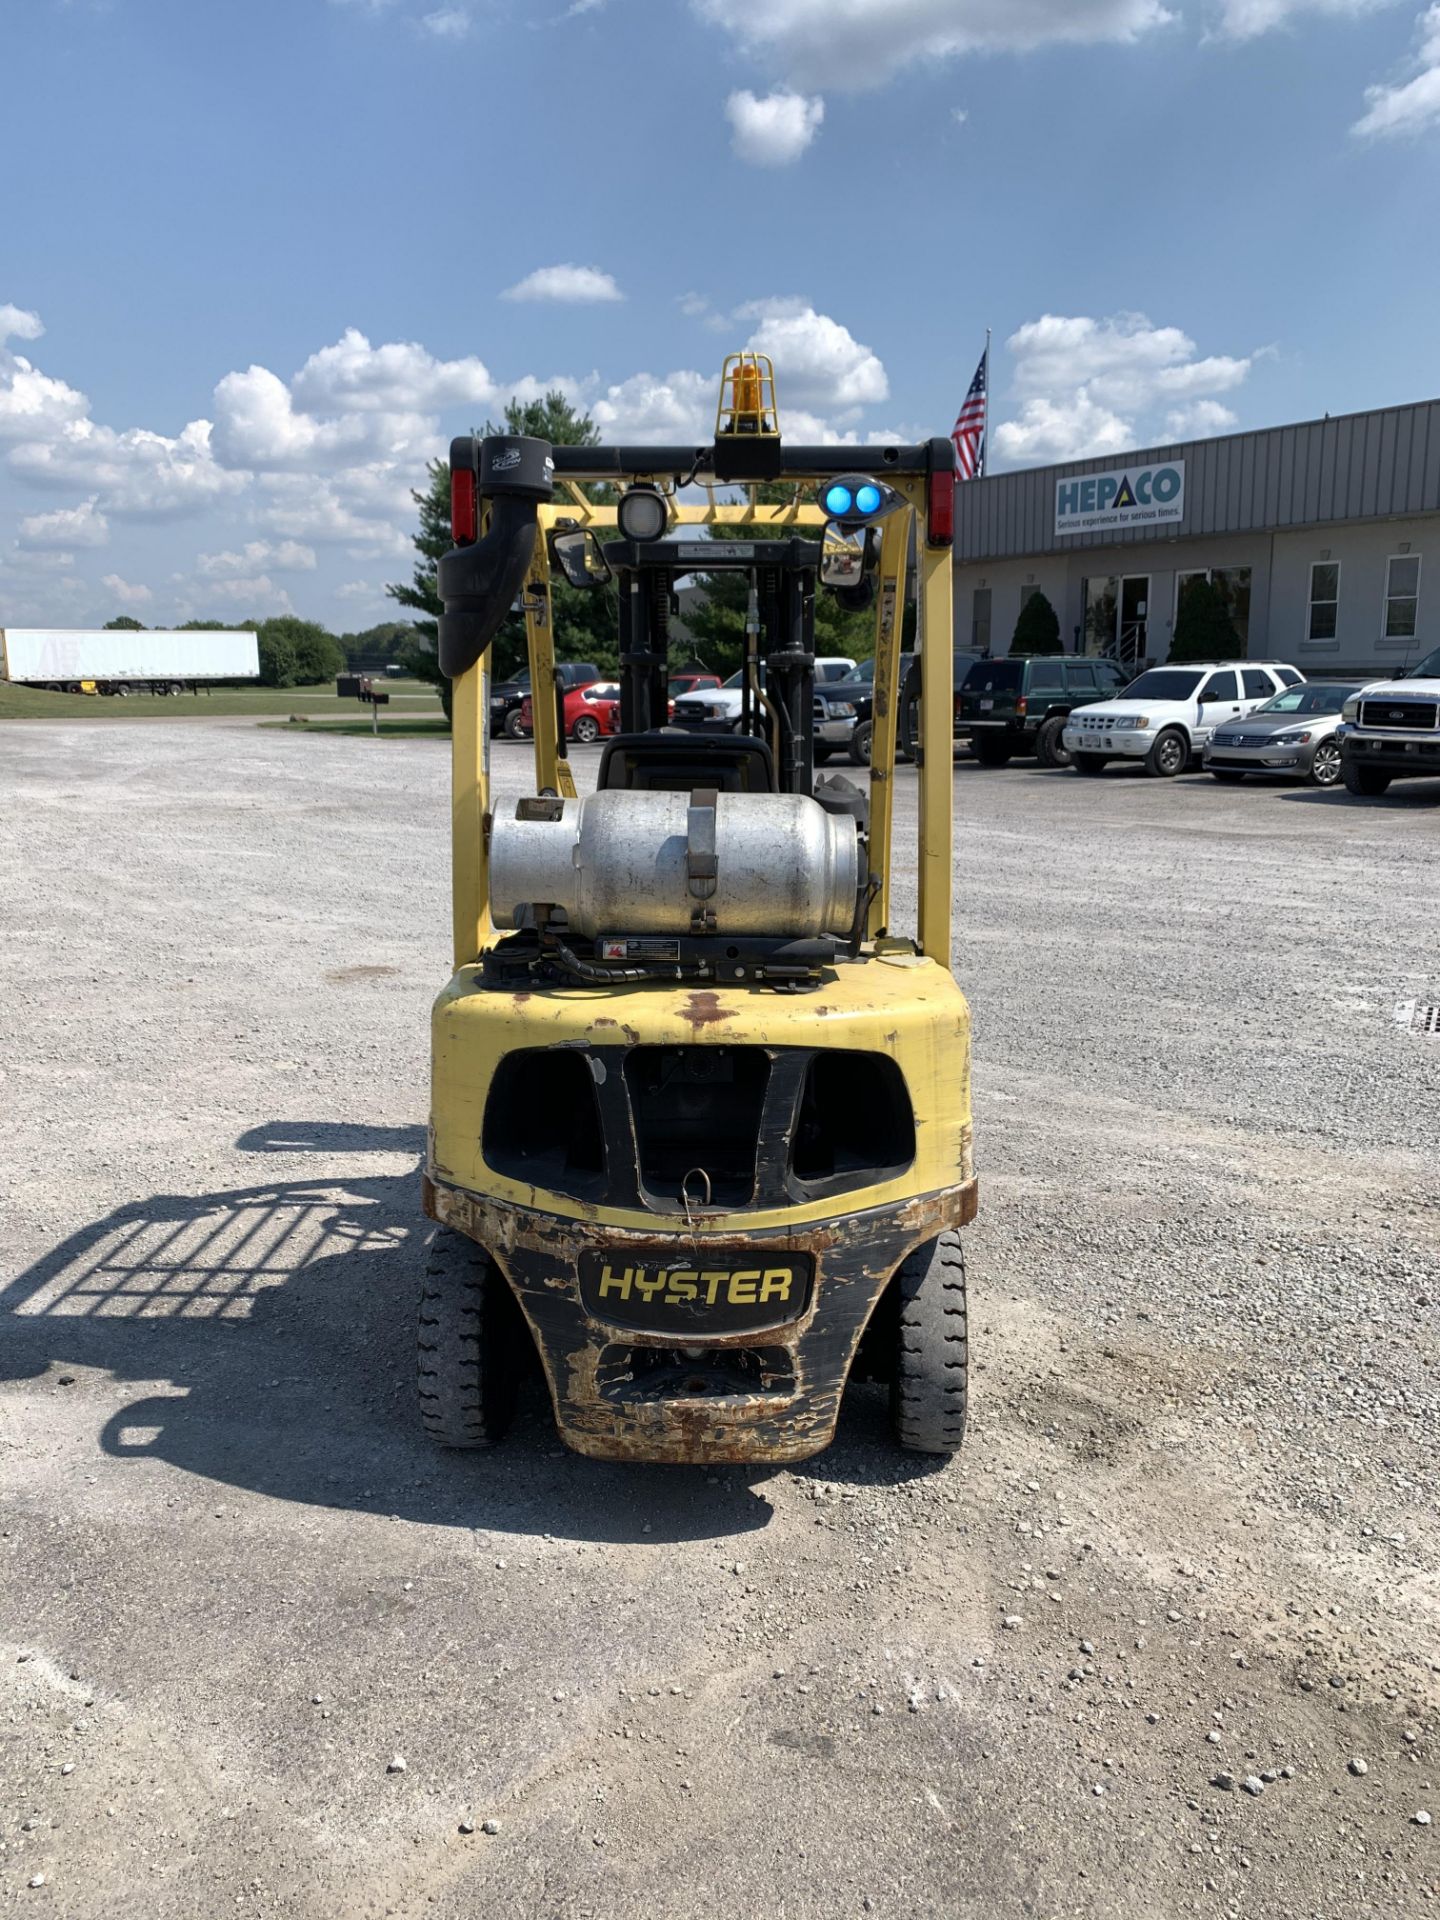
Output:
[{"xmin": 0, "ymin": 1120, "xmax": 868, "ymax": 1541}]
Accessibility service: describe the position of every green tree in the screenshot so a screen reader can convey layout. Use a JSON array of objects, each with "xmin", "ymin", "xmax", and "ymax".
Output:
[
  {"xmin": 387, "ymin": 390, "xmax": 616, "ymax": 724},
  {"xmin": 1010, "ymin": 590, "xmax": 1062, "ymax": 656},
  {"xmin": 103, "ymin": 616, "xmax": 146, "ymax": 631},
  {"xmin": 338, "ymin": 621, "xmax": 414, "ymax": 669},
  {"xmin": 684, "ymin": 484, "xmax": 878, "ymax": 678},
  {"xmin": 1171, "ymin": 576, "xmax": 1239, "ymax": 663},
  {"xmin": 252, "ymin": 616, "xmax": 344, "ymax": 687}
]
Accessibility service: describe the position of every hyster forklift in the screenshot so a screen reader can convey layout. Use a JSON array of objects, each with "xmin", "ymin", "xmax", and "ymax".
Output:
[{"xmin": 418, "ymin": 357, "xmax": 976, "ymax": 1464}]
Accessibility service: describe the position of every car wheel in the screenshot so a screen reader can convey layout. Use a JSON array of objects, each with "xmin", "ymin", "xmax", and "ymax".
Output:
[
  {"xmin": 1145, "ymin": 728, "xmax": 1189, "ymax": 778},
  {"xmin": 1342, "ymin": 760, "xmax": 1392, "ymax": 797},
  {"xmin": 889, "ymin": 1230, "xmax": 968, "ymax": 1456},
  {"xmin": 849, "ymin": 719, "xmax": 873, "ymax": 767},
  {"xmin": 1034, "ymin": 715, "xmax": 1071, "ymax": 769},
  {"xmin": 972, "ymin": 735, "xmax": 1013, "ymax": 768},
  {"xmin": 1072, "ymin": 753, "xmax": 1108, "ymax": 775},
  {"xmin": 503, "ymin": 708, "xmax": 526, "ymax": 739},
  {"xmin": 1209, "ymin": 769, "xmax": 1245, "ymax": 784},
  {"xmin": 417, "ymin": 1228, "xmax": 524, "ymax": 1448},
  {"xmin": 1309, "ymin": 739, "xmax": 1343, "ymax": 787},
  {"xmin": 571, "ymin": 714, "xmax": 600, "ymax": 745}
]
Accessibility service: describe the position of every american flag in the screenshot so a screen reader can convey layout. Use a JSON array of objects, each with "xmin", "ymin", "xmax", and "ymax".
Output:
[{"xmin": 951, "ymin": 350, "xmax": 988, "ymax": 480}]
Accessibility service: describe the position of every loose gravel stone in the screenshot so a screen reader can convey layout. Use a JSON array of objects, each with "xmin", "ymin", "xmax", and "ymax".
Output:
[{"xmin": 1348, "ymin": 1758, "xmax": 1369, "ymax": 1777}]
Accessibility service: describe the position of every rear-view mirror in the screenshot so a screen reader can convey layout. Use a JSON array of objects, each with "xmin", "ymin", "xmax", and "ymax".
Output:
[
  {"xmin": 820, "ymin": 524, "xmax": 875, "ymax": 590},
  {"xmin": 549, "ymin": 528, "xmax": 612, "ymax": 590}
]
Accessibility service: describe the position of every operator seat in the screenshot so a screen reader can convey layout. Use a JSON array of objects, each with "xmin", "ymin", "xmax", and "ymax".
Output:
[{"xmin": 596, "ymin": 733, "xmax": 777, "ymax": 794}]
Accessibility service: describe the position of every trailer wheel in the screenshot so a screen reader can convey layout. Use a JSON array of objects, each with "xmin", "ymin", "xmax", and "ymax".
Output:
[
  {"xmin": 417, "ymin": 1227, "xmax": 523, "ymax": 1448},
  {"xmin": 890, "ymin": 1230, "xmax": 968, "ymax": 1456}
]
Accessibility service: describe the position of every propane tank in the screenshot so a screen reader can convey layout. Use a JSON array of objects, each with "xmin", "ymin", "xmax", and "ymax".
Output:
[{"xmin": 490, "ymin": 789, "xmax": 858, "ymax": 940}]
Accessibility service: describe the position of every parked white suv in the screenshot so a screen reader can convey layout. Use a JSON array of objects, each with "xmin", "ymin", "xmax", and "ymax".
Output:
[
  {"xmin": 671, "ymin": 657, "xmax": 858, "ymax": 733},
  {"xmin": 1062, "ymin": 661, "xmax": 1304, "ymax": 778}
]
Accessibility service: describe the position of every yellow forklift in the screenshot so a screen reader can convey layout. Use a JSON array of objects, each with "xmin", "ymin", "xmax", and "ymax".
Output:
[{"xmin": 419, "ymin": 357, "xmax": 976, "ymax": 1464}]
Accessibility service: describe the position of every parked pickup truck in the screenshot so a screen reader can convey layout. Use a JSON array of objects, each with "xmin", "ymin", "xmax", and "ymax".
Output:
[{"xmin": 1337, "ymin": 644, "xmax": 1440, "ymax": 796}]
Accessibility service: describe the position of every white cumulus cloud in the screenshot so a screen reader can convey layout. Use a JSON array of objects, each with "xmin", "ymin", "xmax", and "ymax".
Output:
[
  {"xmin": 1, "ymin": 304, "xmax": 45, "ymax": 344},
  {"xmin": 1354, "ymin": 4, "xmax": 1440, "ymax": 133},
  {"xmin": 697, "ymin": 0, "xmax": 1173, "ymax": 90},
  {"xmin": 1214, "ymin": 0, "xmax": 1398, "ymax": 37},
  {"xmin": 737, "ymin": 298, "xmax": 888, "ymax": 411},
  {"xmin": 101, "ymin": 573, "xmax": 153, "ymax": 607},
  {"xmin": 420, "ymin": 6, "xmax": 470, "ymax": 36},
  {"xmin": 292, "ymin": 328, "xmax": 495, "ymax": 414},
  {"xmin": 725, "ymin": 89, "xmax": 824, "ymax": 165},
  {"xmin": 197, "ymin": 539, "xmax": 317, "ymax": 577},
  {"xmin": 994, "ymin": 312, "xmax": 1257, "ymax": 464},
  {"xmin": 18, "ymin": 497, "xmax": 110, "ymax": 550},
  {"xmin": 502, "ymin": 265, "xmax": 624, "ymax": 304}
]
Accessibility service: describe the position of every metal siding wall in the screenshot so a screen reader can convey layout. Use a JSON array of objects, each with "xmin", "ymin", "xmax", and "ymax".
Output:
[{"xmin": 954, "ymin": 401, "xmax": 1440, "ymax": 561}]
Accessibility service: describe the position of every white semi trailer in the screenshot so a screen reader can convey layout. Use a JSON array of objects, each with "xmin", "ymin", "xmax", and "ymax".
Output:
[{"xmin": 0, "ymin": 628, "xmax": 260, "ymax": 696}]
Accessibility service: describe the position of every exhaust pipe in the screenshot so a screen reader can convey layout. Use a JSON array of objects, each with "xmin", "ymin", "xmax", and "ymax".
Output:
[{"xmin": 437, "ymin": 435, "xmax": 554, "ymax": 679}]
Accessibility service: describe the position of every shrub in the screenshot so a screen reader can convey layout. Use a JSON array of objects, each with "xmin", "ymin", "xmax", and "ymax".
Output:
[{"xmin": 1010, "ymin": 590, "xmax": 1061, "ymax": 656}]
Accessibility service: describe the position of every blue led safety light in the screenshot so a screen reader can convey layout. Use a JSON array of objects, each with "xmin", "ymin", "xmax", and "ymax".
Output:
[{"xmin": 818, "ymin": 473, "xmax": 887, "ymax": 524}]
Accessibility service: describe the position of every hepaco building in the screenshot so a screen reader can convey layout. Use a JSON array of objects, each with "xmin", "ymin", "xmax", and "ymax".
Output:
[{"xmin": 953, "ymin": 398, "xmax": 1440, "ymax": 678}]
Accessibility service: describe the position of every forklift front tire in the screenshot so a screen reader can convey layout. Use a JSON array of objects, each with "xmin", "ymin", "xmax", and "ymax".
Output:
[
  {"xmin": 890, "ymin": 1230, "xmax": 969, "ymax": 1456},
  {"xmin": 417, "ymin": 1227, "xmax": 522, "ymax": 1448}
]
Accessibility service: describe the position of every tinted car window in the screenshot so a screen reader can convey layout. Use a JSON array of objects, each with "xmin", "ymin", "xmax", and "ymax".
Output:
[
  {"xmin": 1199, "ymin": 671, "xmax": 1240, "ymax": 703},
  {"xmin": 1408, "ymin": 646, "xmax": 1440, "ymax": 678},
  {"xmin": 1123, "ymin": 669, "xmax": 1204, "ymax": 700},
  {"xmin": 1241, "ymin": 669, "xmax": 1275, "ymax": 698},
  {"xmin": 961, "ymin": 661, "xmax": 1024, "ymax": 692},
  {"xmin": 1276, "ymin": 667, "xmax": 1304, "ymax": 687},
  {"xmin": 1255, "ymin": 683, "xmax": 1362, "ymax": 716},
  {"xmin": 1095, "ymin": 661, "xmax": 1129, "ymax": 689},
  {"xmin": 1066, "ymin": 663, "xmax": 1097, "ymax": 692},
  {"xmin": 1028, "ymin": 662, "xmax": 1065, "ymax": 692}
]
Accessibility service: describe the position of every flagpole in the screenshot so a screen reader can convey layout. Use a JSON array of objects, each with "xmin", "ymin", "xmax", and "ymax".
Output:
[{"xmin": 982, "ymin": 327, "xmax": 991, "ymax": 479}]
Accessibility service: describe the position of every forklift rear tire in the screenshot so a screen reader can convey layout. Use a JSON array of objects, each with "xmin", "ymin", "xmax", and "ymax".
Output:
[
  {"xmin": 890, "ymin": 1230, "xmax": 968, "ymax": 1456},
  {"xmin": 1072, "ymin": 753, "xmax": 1107, "ymax": 775},
  {"xmin": 417, "ymin": 1227, "xmax": 522, "ymax": 1448},
  {"xmin": 972, "ymin": 736, "xmax": 1013, "ymax": 768}
]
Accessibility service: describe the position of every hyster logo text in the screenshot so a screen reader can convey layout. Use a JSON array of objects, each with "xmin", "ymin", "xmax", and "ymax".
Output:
[
  {"xmin": 1055, "ymin": 459, "xmax": 1186, "ymax": 537},
  {"xmin": 597, "ymin": 1264, "xmax": 796, "ymax": 1308}
]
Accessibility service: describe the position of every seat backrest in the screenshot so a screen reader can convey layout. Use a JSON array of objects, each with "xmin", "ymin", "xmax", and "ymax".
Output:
[{"xmin": 597, "ymin": 732, "xmax": 777, "ymax": 794}]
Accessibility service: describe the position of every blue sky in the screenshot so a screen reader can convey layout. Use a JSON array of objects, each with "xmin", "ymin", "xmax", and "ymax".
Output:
[{"xmin": 3, "ymin": 0, "xmax": 1438, "ymax": 632}]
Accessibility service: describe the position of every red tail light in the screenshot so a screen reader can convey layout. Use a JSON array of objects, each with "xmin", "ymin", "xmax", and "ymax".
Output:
[
  {"xmin": 1017, "ymin": 696, "xmax": 1028, "ymax": 716},
  {"xmin": 926, "ymin": 468, "xmax": 955, "ymax": 547},
  {"xmin": 451, "ymin": 466, "xmax": 477, "ymax": 545}
]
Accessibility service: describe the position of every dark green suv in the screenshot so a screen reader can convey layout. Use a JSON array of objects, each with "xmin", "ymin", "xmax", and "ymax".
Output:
[{"xmin": 957, "ymin": 655, "xmax": 1132, "ymax": 767}]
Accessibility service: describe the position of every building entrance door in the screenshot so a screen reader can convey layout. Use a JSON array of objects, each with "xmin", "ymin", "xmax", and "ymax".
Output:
[{"xmin": 1119, "ymin": 576, "xmax": 1150, "ymax": 668}]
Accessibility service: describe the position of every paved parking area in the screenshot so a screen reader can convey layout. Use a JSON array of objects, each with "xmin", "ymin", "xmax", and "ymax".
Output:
[{"xmin": 2, "ymin": 722, "xmax": 1436, "ymax": 1918}]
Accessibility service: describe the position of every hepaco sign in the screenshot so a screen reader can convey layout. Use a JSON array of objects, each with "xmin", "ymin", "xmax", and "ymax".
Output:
[{"xmin": 1055, "ymin": 459, "xmax": 1185, "ymax": 538}]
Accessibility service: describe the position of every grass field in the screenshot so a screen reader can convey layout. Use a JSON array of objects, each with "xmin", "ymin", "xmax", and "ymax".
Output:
[{"xmin": 0, "ymin": 678, "xmax": 441, "ymax": 721}]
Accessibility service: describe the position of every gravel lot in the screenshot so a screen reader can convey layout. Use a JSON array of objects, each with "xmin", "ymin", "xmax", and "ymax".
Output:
[{"xmin": 2, "ymin": 721, "xmax": 1436, "ymax": 1919}]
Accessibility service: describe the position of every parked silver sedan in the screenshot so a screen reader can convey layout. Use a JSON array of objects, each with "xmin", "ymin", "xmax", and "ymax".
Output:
[{"xmin": 1202, "ymin": 681, "xmax": 1368, "ymax": 787}]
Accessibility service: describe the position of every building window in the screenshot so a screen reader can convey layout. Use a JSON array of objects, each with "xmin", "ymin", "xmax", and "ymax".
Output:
[
  {"xmin": 1383, "ymin": 554, "xmax": 1420, "ymax": 640},
  {"xmin": 1176, "ymin": 567, "xmax": 1252, "ymax": 649},
  {"xmin": 971, "ymin": 587, "xmax": 992, "ymax": 654},
  {"xmin": 1308, "ymin": 561, "xmax": 1340, "ymax": 642}
]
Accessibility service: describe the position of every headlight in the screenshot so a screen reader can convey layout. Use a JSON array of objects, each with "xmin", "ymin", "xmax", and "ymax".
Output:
[
  {"xmin": 1112, "ymin": 715, "xmax": 1149, "ymax": 731},
  {"xmin": 824, "ymin": 701, "xmax": 857, "ymax": 718},
  {"xmin": 1342, "ymin": 697, "xmax": 1361, "ymax": 720},
  {"xmin": 1268, "ymin": 729, "xmax": 1312, "ymax": 745}
]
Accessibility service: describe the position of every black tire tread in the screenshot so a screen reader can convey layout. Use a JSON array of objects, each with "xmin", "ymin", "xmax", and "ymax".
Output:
[
  {"xmin": 417, "ymin": 1228, "xmax": 519, "ymax": 1449},
  {"xmin": 890, "ymin": 1230, "xmax": 969, "ymax": 1456}
]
